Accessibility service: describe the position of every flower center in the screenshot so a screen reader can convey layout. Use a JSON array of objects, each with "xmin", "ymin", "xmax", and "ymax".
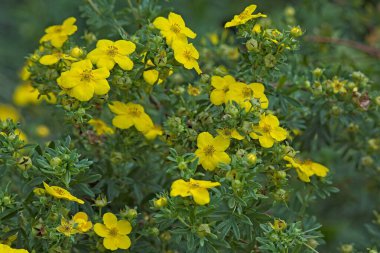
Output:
[
  {"xmin": 170, "ymin": 23, "xmax": 181, "ymax": 33},
  {"xmin": 80, "ymin": 69, "xmax": 93, "ymax": 82},
  {"xmin": 223, "ymin": 129, "xmax": 231, "ymax": 136},
  {"xmin": 203, "ymin": 145, "xmax": 215, "ymax": 156},
  {"xmin": 238, "ymin": 11, "xmax": 250, "ymax": 20},
  {"xmin": 55, "ymin": 188, "xmax": 66, "ymax": 196},
  {"xmin": 107, "ymin": 46, "xmax": 119, "ymax": 57},
  {"xmin": 54, "ymin": 27, "xmax": 63, "ymax": 33},
  {"xmin": 128, "ymin": 107, "xmax": 142, "ymax": 117},
  {"xmin": 108, "ymin": 228, "xmax": 118, "ymax": 237},
  {"xmin": 262, "ymin": 124, "xmax": 272, "ymax": 133},
  {"xmin": 242, "ymin": 87, "xmax": 252, "ymax": 98},
  {"xmin": 183, "ymin": 50, "xmax": 193, "ymax": 61}
]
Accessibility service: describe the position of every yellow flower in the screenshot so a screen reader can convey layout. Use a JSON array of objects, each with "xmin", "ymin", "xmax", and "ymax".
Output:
[
  {"xmin": 87, "ymin": 39, "xmax": 136, "ymax": 71},
  {"xmin": 290, "ymin": 26, "xmax": 303, "ymax": 37},
  {"xmin": 40, "ymin": 17, "xmax": 77, "ymax": 48},
  {"xmin": 194, "ymin": 132, "xmax": 231, "ymax": 171},
  {"xmin": 330, "ymin": 77, "xmax": 347, "ymax": 94},
  {"xmin": 172, "ymin": 41, "xmax": 202, "ymax": 74},
  {"xmin": 35, "ymin": 125, "xmax": 50, "ymax": 138},
  {"xmin": 154, "ymin": 197, "xmax": 168, "ymax": 208},
  {"xmin": 43, "ymin": 182, "xmax": 84, "ymax": 204},
  {"xmin": 94, "ymin": 212, "xmax": 132, "ymax": 251},
  {"xmin": 57, "ymin": 218, "xmax": 77, "ymax": 236},
  {"xmin": 284, "ymin": 155, "xmax": 329, "ymax": 182},
  {"xmin": 39, "ymin": 51, "xmax": 76, "ymax": 65},
  {"xmin": 142, "ymin": 59, "xmax": 173, "ymax": 85},
  {"xmin": 88, "ymin": 119, "xmax": 114, "ymax": 135},
  {"xmin": 72, "ymin": 212, "xmax": 93, "ymax": 233},
  {"xmin": 108, "ymin": 101, "xmax": 154, "ymax": 133},
  {"xmin": 13, "ymin": 83, "xmax": 56, "ymax": 106},
  {"xmin": 0, "ymin": 243, "xmax": 28, "ymax": 253},
  {"xmin": 153, "ymin": 12, "xmax": 196, "ymax": 46},
  {"xmin": 226, "ymin": 82, "xmax": 269, "ymax": 111},
  {"xmin": 143, "ymin": 125, "xmax": 163, "ymax": 140},
  {"xmin": 57, "ymin": 59, "xmax": 110, "ymax": 101},
  {"xmin": 249, "ymin": 114, "xmax": 288, "ymax": 148},
  {"xmin": 170, "ymin": 178, "xmax": 221, "ymax": 205},
  {"xmin": 20, "ymin": 61, "xmax": 32, "ymax": 81},
  {"xmin": 216, "ymin": 128, "xmax": 244, "ymax": 140},
  {"xmin": 210, "ymin": 75, "xmax": 236, "ymax": 105},
  {"xmin": 0, "ymin": 104, "xmax": 20, "ymax": 122},
  {"xmin": 187, "ymin": 84, "xmax": 201, "ymax": 96},
  {"xmin": 224, "ymin": 4, "xmax": 267, "ymax": 28}
]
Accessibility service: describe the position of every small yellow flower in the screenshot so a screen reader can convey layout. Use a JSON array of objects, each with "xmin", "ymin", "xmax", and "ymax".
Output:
[
  {"xmin": 57, "ymin": 218, "xmax": 77, "ymax": 236},
  {"xmin": 88, "ymin": 119, "xmax": 114, "ymax": 135},
  {"xmin": 40, "ymin": 17, "xmax": 77, "ymax": 48},
  {"xmin": 143, "ymin": 125, "xmax": 163, "ymax": 140},
  {"xmin": 108, "ymin": 101, "xmax": 154, "ymax": 133},
  {"xmin": 0, "ymin": 104, "xmax": 20, "ymax": 122},
  {"xmin": 39, "ymin": 51, "xmax": 76, "ymax": 65},
  {"xmin": 249, "ymin": 114, "xmax": 288, "ymax": 148},
  {"xmin": 13, "ymin": 83, "xmax": 56, "ymax": 106},
  {"xmin": 216, "ymin": 128, "xmax": 244, "ymax": 140},
  {"xmin": 33, "ymin": 188, "xmax": 46, "ymax": 196},
  {"xmin": 72, "ymin": 212, "xmax": 93, "ymax": 233},
  {"xmin": 172, "ymin": 41, "xmax": 202, "ymax": 74},
  {"xmin": 87, "ymin": 39, "xmax": 136, "ymax": 71},
  {"xmin": 210, "ymin": 75, "xmax": 236, "ymax": 105},
  {"xmin": 43, "ymin": 182, "xmax": 84, "ymax": 204},
  {"xmin": 329, "ymin": 77, "xmax": 347, "ymax": 94},
  {"xmin": 154, "ymin": 197, "xmax": 168, "ymax": 208},
  {"xmin": 170, "ymin": 178, "xmax": 221, "ymax": 205},
  {"xmin": 194, "ymin": 132, "xmax": 231, "ymax": 171},
  {"xmin": 57, "ymin": 59, "xmax": 110, "ymax": 101},
  {"xmin": 36, "ymin": 125, "xmax": 50, "ymax": 138},
  {"xmin": 153, "ymin": 12, "xmax": 196, "ymax": 46},
  {"xmin": 187, "ymin": 84, "xmax": 201, "ymax": 96},
  {"xmin": 0, "ymin": 243, "xmax": 28, "ymax": 253},
  {"xmin": 283, "ymin": 155, "xmax": 329, "ymax": 182},
  {"xmin": 94, "ymin": 212, "xmax": 132, "ymax": 251},
  {"xmin": 226, "ymin": 82, "xmax": 269, "ymax": 111},
  {"xmin": 225, "ymin": 4, "xmax": 267, "ymax": 28}
]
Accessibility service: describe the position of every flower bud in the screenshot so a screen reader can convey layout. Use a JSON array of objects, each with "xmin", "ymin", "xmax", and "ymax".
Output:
[
  {"xmin": 149, "ymin": 227, "xmax": 160, "ymax": 236},
  {"xmin": 340, "ymin": 244, "xmax": 354, "ymax": 253},
  {"xmin": 271, "ymin": 219, "xmax": 287, "ymax": 231},
  {"xmin": 160, "ymin": 231, "xmax": 171, "ymax": 241},
  {"xmin": 200, "ymin": 74, "xmax": 210, "ymax": 83},
  {"xmin": 36, "ymin": 125, "xmax": 50, "ymax": 138},
  {"xmin": 197, "ymin": 224, "xmax": 211, "ymax": 238},
  {"xmin": 312, "ymin": 68, "xmax": 323, "ymax": 78},
  {"xmin": 361, "ymin": 156, "xmax": 374, "ymax": 167},
  {"xmin": 264, "ymin": 54, "xmax": 276, "ymax": 68},
  {"xmin": 375, "ymin": 96, "xmax": 380, "ymax": 106},
  {"xmin": 246, "ymin": 39, "xmax": 258, "ymax": 51},
  {"xmin": 274, "ymin": 188, "xmax": 287, "ymax": 201},
  {"xmin": 236, "ymin": 149, "xmax": 246, "ymax": 157},
  {"xmin": 246, "ymin": 153, "xmax": 257, "ymax": 164},
  {"xmin": 275, "ymin": 171, "xmax": 287, "ymax": 180},
  {"xmin": 17, "ymin": 156, "xmax": 32, "ymax": 171},
  {"xmin": 178, "ymin": 161, "xmax": 187, "ymax": 170},
  {"xmin": 154, "ymin": 197, "xmax": 168, "ymax": 208},
  {"xmin": 70, "ymin": 47, "xmax": 84, "ymax": 58},
  {"xmin": 94, "ymin": 195, "xmax": 108, "ymax": 207},
  {"xmin": 49, "ymin": 157, "xmax": 62, "ymax": 167},
  {"xmin": 290, "ymin": 26, "xmax": 303, "ymax": 37},
  {"xmin": 125, "ymin": 209, "xmax": 138, "ymax": 220}
]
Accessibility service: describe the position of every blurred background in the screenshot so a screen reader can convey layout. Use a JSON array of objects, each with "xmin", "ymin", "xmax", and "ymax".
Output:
[{"xmin": 1, "ymin": 0, "xmax": 379, "ymax": 251}]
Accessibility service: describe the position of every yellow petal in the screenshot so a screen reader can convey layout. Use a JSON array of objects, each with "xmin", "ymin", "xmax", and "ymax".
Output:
[
  {"xmin": 39, "ymin": 54, "xmax": 60, "ymax": 65},
  {"xmin": 94, "ymin": 223, "xmax": 108, "ymax": 237},
  {"xmin": 97, "ymin": 57, "xmax": 115, "ymax": 70},
  {"xmin": 190, "ymin": 187, "xmax": 210, "ymax": 205},
  {"xmin": 92, "ymin": 68, "xmax": 110, "ymax": 79},
  {"xmin": 117, "ymin": 220, "xmax": 132, "ymax": 235},
  {"xmin": 213, "ymin": 135, "xmax": 230, "ymax": 151},
  {"xmin": 258, "ymin": 134, "xmax": 274, "ymax": 148},
  {"xmin": 213, "ymin": 151, "xmax": 231, "ymax": 165},
  {"xmin": 73, "ymin": 212, "xmax": 88, "ymax": 221},
  {"xmin": 200, "ymin": 157, "xmax": 217, "ymax": 171},
  {"xmin": 133, "ymin": 113, "xmax": 154, "ymax": 132},
  {"xmin": 189, "ymin": 178, "xmax": 221, "ymax": 188},
  {"xmin": 311, "ymin": 162, "xmax": 329, "ymax": 177},
  {"xmin": 97, "ymin": 39, "xmax": 114, "ymax": 49},
  {"xmin": 117, "ymin": 235, "xmax": 131, "ymax": 249},
  {"xmin": 270, "ymin": 126, "xmax": 288, "ymax": 141},
  {"xmin": 112, "ymin": 115, "xmax": 134, "ymax": 129},
  {"xmin": 93, "ymin": 79, "xmax": 110, "ymax": 95},
  {"xmin": 115, "ymin": 40, "xmax": 136, "ymax": 55},
  {"xmin": 153, "ymin": 17, "xmax": 170, "ymax": 30},
  {"xmin": 210, "ymin": 90, "xmax": 226, "ymax": 105},
  {"xmin": 197, "ymin": 132, "xmax": 214, "ymax": 148},
  {"xmin": 67, "ymin": 83, "xmax": 94, "ymax": 101},
  {"xmin": 103, "ymin": 212, "xmax": 117, "ymax": 228},
  {"xmin": 170, "ymin": 179, "xmax": 191, "ymax": 197},
  {"xmin": 108, "ymin": 101, "xmax": 129, "ymax": 115},
  {"xmin": 103, "ymin": 237, "xmax": 119, "ymax": 251},
  {"xmin": 114, "ymin": 55, "xmax": 134, "ymax": 70}
]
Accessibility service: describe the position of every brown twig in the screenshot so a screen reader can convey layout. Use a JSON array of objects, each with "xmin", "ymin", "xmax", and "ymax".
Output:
[{"xmin": 305, "ymin": 35, "xmax": 380, "ymax": 59}]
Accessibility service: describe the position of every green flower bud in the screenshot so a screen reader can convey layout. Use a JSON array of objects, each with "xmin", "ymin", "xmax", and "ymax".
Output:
[
  {"xmin": 312, "ymin": 68, "xmax": 323, "ymax": 78},
  {"xmin": 178, "ymin": 161, "xmax": 187, "ymax": 170},
  {"xmin": 361, "ymin": 156, "xmax": 374, "ymax": 167},
  {"xmin": 200, "ymin": 74, "xmax": 210, "ymax": 83},
  {"xmin": 110, "ymin": 152, "xmax": 123, "ymax": 164},
  {"xmin": 197, "ymin": 224, "xmax": 211, "ymax": 238},
  {"xmin": 290, "ymin": 26, "xmax": 303, "ymax": 37},
  {"xmin": 274, "ymin": 188, "xmax": 287, "ymax": 201},
  {"xmin": 246, "ymin": 39, "xmax": 258, "ymax": 51},
  {"xmin": 375, "ymin": 96, "xmax": 380, "ymax": 106},
  {"xmin": 246, "ymin": 153, "xmax": 257, "ymax": 164},
  {"xmin": 160, "ymin": 231, "xmax": 171, "ymax": 241},
  {"xmin": 264, "ymin": 54, "xmax": 276, "ymax": 68},
  {"xmin": 149, "ymin": 227, "xmax": 160, "ymax": 236},
  {"xmin": 2, "ymin": 195, "xmax": 12, "ymax": 205},
  {"xmin": 126, "ymin": 209, "xmax": 138, "ymax": 220},
  {"xmin": 94, "ymin": 195, "xmax": 108, "ymax": 208},
  {"xmin": 154, "ymin": 197, "xmax": 168, "ymax": 208},
  {"xmin": 340, "ymin": 244, "xmax": 354, "ymax": 253},
  {"xmin": 17, "ymin": 156, "xmax": 32, "ymax": 171},
  {"xmin": 224, "ymin": 104, "xmax": 239, "ymax": 117},
  {"xmin": 49, "ymin": 157, "xmax": 62, "ymax": 167}
]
